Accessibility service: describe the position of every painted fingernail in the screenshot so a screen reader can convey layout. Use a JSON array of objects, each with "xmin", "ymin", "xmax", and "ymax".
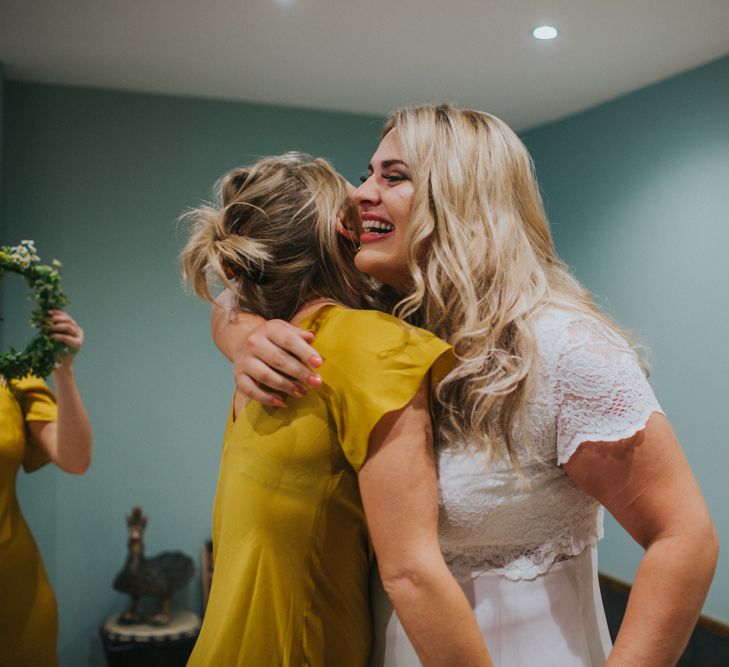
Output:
[
  {"xmin": 293, "ymin": 389, "xmax": 306, "ymax": 398},
  {"xmin": 271, "ymin": 397, "xmax": 284, "ymax": 407},
  {"xmin": 307, "ymin": 374, "xmax": 322, "ymax": 387},
  {"xmin": 309, "ymin": 356, "xmax": 323, "ymax": 368}
]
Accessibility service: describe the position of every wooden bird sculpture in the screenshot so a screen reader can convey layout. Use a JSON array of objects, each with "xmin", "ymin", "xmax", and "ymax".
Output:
[{"xmin": 113, "ymin": 506, "xmax": 194, "ymax": 626}]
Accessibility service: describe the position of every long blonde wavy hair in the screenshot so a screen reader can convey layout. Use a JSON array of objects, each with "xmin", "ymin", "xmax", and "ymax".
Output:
[
  {"xmin": 384, "ymin": 104, "xmax": 640, "ymax": 463},
  {"xmin": 180, "ymin": 152, "xmax": 374, "ymax": 320}
]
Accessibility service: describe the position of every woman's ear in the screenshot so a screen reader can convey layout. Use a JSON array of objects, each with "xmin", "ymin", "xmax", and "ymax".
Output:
[
  {"xmin": 335, "ymin": 211, "xmax": 359, "ymax": 243},
  {"xmin": 336, "ymin": 218, "xmax": 354, "ymax": 240}
]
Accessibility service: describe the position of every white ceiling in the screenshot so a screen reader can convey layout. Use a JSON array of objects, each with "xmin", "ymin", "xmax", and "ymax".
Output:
[{"xmin": 1, "ymin": 0, "xmax": 728, "ymax": 130}]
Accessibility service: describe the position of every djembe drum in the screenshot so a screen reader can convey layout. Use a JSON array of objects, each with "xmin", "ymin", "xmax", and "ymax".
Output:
[{"xmin": 100, "ymin": 610, "xmax": 201, "ymax": 667}]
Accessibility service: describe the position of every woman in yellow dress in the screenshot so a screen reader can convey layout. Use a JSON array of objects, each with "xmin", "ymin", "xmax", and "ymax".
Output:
[
  {"xmin": 0, "ymin": 310, "xmax": 92, "ymax": 667},
  {"xmin": 180, "ymin": 153, "xmax": 491, "ymax": 666}
]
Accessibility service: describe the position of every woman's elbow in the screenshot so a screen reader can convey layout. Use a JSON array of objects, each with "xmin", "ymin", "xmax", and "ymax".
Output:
[
  {"xmin": 692, "ymin": 505, "xmax": 719, "ymax": 568},
  {"xmin": 378, "ymin": 556, "xmax": 443, "ymax": 602},
  {"xmin": 705, "ymin": 520, "xmax": 720, "ymax": 571},
  {"xmin": 683, "ymin": 512, "xmax": 719, "ymax": 580},
  {"xmin": 60, "ymin": 457, "xmax": 91, "ymax": 475},
  {"xmin": 56, "ymin": 445, "xmax": 93, "ymax": 475}
]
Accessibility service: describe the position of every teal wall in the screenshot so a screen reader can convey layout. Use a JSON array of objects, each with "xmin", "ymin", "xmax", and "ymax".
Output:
[
  {"xmin": 1, "ymin": 81, "xmax": 382, "ymax": 666},
  {"xmin": 522, "ymin": 55, "xmax": 729, "ymax": 622}
]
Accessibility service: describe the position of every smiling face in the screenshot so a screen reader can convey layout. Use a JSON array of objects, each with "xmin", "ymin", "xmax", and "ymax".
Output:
[{"xmin": 353, "ymin": 130, "xmax": 415, "ymax": 290}]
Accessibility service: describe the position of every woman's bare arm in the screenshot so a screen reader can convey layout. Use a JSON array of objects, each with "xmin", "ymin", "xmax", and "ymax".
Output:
[
  {"xmin": 27, "ymin": 311, "xmax": 92, "ymax": 474},
  {"xmin": 565, "ymin": 413, "xmax": 718, "ymax": 667},
  {"xmin": 358, "ymin": 380, "xmax": 492, "ymax": 667}
]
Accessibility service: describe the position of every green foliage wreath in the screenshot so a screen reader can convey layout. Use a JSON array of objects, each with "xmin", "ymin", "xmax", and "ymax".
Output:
[{"xmin": 0, "ymin": 241, "xmax": 69, "ymax": 381}]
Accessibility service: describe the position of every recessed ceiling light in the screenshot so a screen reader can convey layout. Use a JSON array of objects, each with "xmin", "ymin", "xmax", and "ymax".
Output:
[{"xmin": 532, "ymin": 25, "xmax": 558, "ymax": 40}]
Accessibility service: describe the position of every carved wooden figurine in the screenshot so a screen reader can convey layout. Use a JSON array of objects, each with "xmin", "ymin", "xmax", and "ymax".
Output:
[{"xmin": 113, "ymin": 506, "xmax": 194, "ymax": 626}]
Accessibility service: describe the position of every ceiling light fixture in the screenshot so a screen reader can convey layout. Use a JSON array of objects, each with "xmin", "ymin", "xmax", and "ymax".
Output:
[{"xmin": 532, "ymin": 25, "xmax": 558, "ymax": 40}]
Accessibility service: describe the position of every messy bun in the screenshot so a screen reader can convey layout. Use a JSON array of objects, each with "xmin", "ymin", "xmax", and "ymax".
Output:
[{"xmin": 180, "ymin": 152, "xmax": 373, "ymax": 320}]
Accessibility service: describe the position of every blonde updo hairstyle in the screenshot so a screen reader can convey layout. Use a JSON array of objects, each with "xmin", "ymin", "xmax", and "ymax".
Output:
[
  {"xmin": 181, "ymin": 152, "xmax": 372, "ymax": 320},
  {"xmin": 385, "ymin": 104, "xmax": 640, "ymax": 462}
]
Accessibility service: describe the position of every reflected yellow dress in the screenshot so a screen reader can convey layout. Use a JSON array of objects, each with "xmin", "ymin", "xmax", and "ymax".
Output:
[
  {"xmin": 188, "ymin": 306, "xmax": 452, "ymax": 667},
  {"xmin": 0, "ymin": 376, "xmax": 58, "ymax": 667}
]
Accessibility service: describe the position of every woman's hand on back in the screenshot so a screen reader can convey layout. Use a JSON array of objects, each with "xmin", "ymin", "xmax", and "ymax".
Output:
[
  {"xmin": 234, "ymin": 319, "xmax": 323, "ymax": 406},
  {"xmin": 211, "ymin": 290, "xmax": 323, "ymax": 406}
]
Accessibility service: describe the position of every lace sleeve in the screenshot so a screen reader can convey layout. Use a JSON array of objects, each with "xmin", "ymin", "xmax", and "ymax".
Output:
[{"xmin": 554, "ymin": 318, "xmax": 663, "ymax": 464}]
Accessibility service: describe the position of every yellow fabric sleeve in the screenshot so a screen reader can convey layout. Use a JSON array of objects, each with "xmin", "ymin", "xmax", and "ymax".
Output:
[
  {"xmin": 311, "ymin": 308, "xmax": 454, "ymax": 473},
  {"xmin": 12, "ymin": 375, "xmax": 57, "ymax": 472}
]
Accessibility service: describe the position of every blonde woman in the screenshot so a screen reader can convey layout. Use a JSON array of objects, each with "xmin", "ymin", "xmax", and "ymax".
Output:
[
  {"xmin": 0, "ymin": 310, "xmax": 92, "ymax": 667},
  {"xmin": 214, "ymin": 106, "xmax": 718, "ymax": 667},
  {"xmin": 181, "ymin": 153, "xmax": 491, "ymax": 667}
]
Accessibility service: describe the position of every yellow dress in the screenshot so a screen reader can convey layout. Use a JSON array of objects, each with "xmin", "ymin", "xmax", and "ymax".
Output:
[
  {"xmin": 0, "ymin": 376, "xmax": 58, "ymax": 667},
  {"xmin": 188, "ymin": 306, "xmax": 452, "ymax": 667}
]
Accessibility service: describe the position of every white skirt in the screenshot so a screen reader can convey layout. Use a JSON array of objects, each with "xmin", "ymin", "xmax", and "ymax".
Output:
[{"xmin": 369, "ymin": 547, "xmax": 612, "ymax": 667}]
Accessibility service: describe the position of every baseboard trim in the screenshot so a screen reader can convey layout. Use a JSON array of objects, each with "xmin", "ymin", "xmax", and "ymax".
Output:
[{"xmin": 598, "ymin": 572, "xmax": 729, "ymax": 639}]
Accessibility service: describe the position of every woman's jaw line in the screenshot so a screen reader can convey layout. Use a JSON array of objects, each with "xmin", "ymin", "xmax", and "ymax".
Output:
[{"xmin": 354, "ymin": 249, "xmax": 411, "ymax": 292}]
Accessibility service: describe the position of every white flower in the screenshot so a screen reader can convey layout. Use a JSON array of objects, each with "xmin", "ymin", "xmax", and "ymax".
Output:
[{"xmin": 7, "ymin": 242, "xmax": 39, "ymax": 265}]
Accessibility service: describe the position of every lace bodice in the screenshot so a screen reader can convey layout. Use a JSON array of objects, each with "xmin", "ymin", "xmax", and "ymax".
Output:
[{"xmin": 438, "ymin": 306, "xmax": 663, "ymax": 581}]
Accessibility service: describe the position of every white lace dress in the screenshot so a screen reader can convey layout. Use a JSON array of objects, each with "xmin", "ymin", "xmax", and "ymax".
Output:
[{"xmin": 370, "ymin": 306, "xmax": 664, "ymax": 667}]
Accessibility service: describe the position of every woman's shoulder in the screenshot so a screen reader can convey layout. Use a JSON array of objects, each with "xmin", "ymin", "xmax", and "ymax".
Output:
[
  {"xmin": 529, "ymin": 304, "xmax": 648, "ymax": 415},
  {"xmin": 531, "ymin": 303, "xmax": 632, "ymax": 361},
  {"xmin": 6, "ymin": 375, "xmax": 57, "ymax": 421},
  {"xmin": 9, "ymin": 374, "xmax": 52, "ymax": 396},
  {"xmin": 304, "ymin": 305, "xmax": 452, "ymax": 391},
  {"xmin": 305, "ymin": 307, "xmax": 451, "ymax": 473},
  {"xmin": 309, "ymin": 305, "xmax": 447, "ymax": 352},
  {"xmin": 530, "ymin": 307, "xmax": 660, "ymax": 463}
]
